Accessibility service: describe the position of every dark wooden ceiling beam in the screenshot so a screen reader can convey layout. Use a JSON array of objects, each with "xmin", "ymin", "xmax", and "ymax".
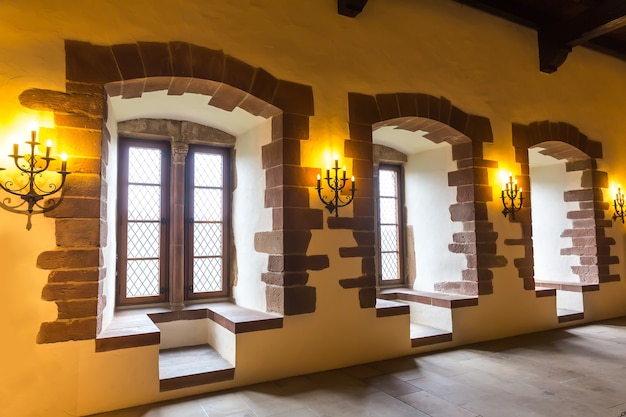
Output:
[
  {"xmin": 539, "ymin": 0, "xmax": 626, "ymax": 73},
  {"xmin": 338, "ymin": 0, "xmax": 368, "ymax": 18}
]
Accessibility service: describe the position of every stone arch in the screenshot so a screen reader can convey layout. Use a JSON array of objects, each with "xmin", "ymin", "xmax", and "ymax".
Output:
[
  {"xmin": 20, "ymin": 40, "xmax": 325, "ymax": 343},
  {"xmin": 341, "ymin": 92, "xmax": 507, "ymax": 307},
  {"xmin": 506, "ymin": 121, "xmax": 619, "ymax": 289}
]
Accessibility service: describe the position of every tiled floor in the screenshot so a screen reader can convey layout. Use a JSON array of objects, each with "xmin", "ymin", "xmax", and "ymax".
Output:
[{"xmin": 88, "ymin": 317, "xmax": 626, "ymax": 417}]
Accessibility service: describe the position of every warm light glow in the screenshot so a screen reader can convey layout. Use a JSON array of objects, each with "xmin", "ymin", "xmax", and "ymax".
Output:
[
  {"xmin": 498, "ymin": 169, "xmax": 511, "ymax": 185},
  {"xmin": 28, "ymin": 121, "xmax": 39, "ymax": 134},
  {"xmin": 61, "ymin": 152, "xmax": 67, "ymax": 162},
  {"xmin": 46, "ymin": 139, "xmax": 52, "ymax": 148}
]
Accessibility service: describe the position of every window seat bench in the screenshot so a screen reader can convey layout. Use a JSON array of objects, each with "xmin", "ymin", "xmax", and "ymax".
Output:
[{"xmin": 96, "ymin": 302, "xmax": 283, "ymax": 352}]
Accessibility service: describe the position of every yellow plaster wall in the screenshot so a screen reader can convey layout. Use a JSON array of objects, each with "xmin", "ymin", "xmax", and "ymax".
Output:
[{"xmin": 1, "ymin": 0, "xmax": 626, "ymax": 416}]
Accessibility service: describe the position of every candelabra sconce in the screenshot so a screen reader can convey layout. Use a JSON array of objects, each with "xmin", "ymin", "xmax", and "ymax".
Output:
[
  {"xmin": 316, "ymin": 156, "xmax": 356, "ymax": 217},
  {"xmin": 501, "ymin": 172, "xmax": 523, "ymax": 220},
  {"xmin": 613, "ymin": 185, "xmax": 625, "ymax": 223},
  {"xmin": 0, "ymin": 129, "xmax": 70, "ymax": 230}
]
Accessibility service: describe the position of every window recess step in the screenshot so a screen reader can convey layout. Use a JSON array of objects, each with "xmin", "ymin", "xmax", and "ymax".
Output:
[
  {"xmin": 410, "ymin": 323, "xmax": 453, "ymax": 348},
  {"xmin": 557, "ymin": 309, "xmax": 585, "ymax": 323},
  {"xmin": 159, "ymin": 344, "xmax": 234, "ymax": 391}
]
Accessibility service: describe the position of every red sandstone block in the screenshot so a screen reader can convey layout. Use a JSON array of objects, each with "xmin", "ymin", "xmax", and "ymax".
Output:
[
  {"xmin": 66, "ymin": 41, "xmax": 121, "ymax": 84},
  {"xmin": 376, "ymin": 94, "xmax": 400, "ymax": 120},
  {"xmin": 41, "ymin": 282, "xmax": 99, "ymax": 301},
  {"xmin": 362, "ymin": 257, "xmax": 376, "ymax": 274},
  {"xmin": 48, "ymin": 268, "xmax": 101, "ymax": 283},
  {"xmin": 55, "ymin": 218, "xmax": 100, "ymax": 247},
  {"xmin": 249, "ymin": 67, "xmax": 278, "ymax": 104},
  {"xmin": 359, "ymin": 287, "xmax": 377, "ymax": 308},
  {"xmin": 37, "ymin": 317, "xmax": 97, "ymax": 343},
  {"xmin": 44, "ymin": 197, "xmax": 101, "ymax": 219},
  {"xmin": 448, "ymin": 243, "xmax": 476, "ymax": 254},
  {"xmin": 345, "ymin": 140, "xmax": 373, "ymax": 161},
  {"xmin": 339, "ymin": 246, "xmax": 375, "ymax": 258},
  {"xmin": 328, "ymin": 216, "xmax": 374, "ymax": 231},
  {"xmin": 274, "ymin": 207, "xmax": 323, "ymax": 230},
  {"xmin": 396, "ymin": 93, "xmax": 417, "ymax": 117},
  {"xmin": 349, "ymin": 93, "xmax": 380, "ymax": 125},
  {"xmin": 348, "ymin": 122, "xmax": 373, "ymax": 142},
  {"xmin": 581, "ymin": 170, "xmax": 608, "ymax": 188},
  {"xmin": 37, "ymin": 248, "xmax": 100, "ymax": 270},
  {"xmin": 56, "ymin": 299, "xmax": 98, "ymax": 319},
  {"xmin": 281, "ymin": 113, "xmax": 310, "ymax": 140},
  {"xmin": 566, "ymin": 159, "xmax": 595, "ymax": 172},
  {"xmin": 208, "ymin": 85, "xmax": 246, "ymax": 112},
  {"xmin": 464, "ymin": 114, "xmax": 493, "ymax": 143},
  {"xmin": 261, "ymin": 272, "xmax": 309, "ymax": 286},
  {"xmin": 239, "ymin": 94, "xmax": 278, "ymax": 118},
  {"xmin": 564, "ymin": 189, "xmax": 594, "ymax": 202},
  {"xmin": 339, "ymin": 275, "xmax": 376, "ymax": 289},
  {"xmin": 189, "ymin": 44, "xmax": 225, "ymax": 81},
  {"xmin": 168, "ymin": 77, "xmax": 192, "ymax": 96},
  {"xmin": 262, "ymin": 139, "xmax": 301, "ymax": 169},
  {"xmin": 272, "ymin": 80, "xmax": 314, "ymax": 117},
  {"xmin": 137, "ymin": 42, "xmax": 173, "ymax": 77},
  {"xmin": 264, "ymin": 186, "xmax": 311, "ymax": 209}
]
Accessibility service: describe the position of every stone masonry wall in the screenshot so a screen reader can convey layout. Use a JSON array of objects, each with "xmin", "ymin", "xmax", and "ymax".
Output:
[{"xmin": 20, "ymin": 40, "xmax": 325, "ymax": 343}]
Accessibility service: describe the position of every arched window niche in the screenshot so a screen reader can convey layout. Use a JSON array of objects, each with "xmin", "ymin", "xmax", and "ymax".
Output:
[
  {"xmin": 100, "ymin": 87, "xmax": 275, "ymax": 327},
  {"xmin": 373, "ymin": 124, "xmax": 465, "ymax": 292},
  {"xmin": 344, "ymin": 93, "xmax": 507, "ymax": 313},
  {"xmin": 28, "ymin": 40, "xmax": 320, "ymax": 346},
  {"xmin": 508, "ymin": 122, "xmax": 620, "ymax": 320}
]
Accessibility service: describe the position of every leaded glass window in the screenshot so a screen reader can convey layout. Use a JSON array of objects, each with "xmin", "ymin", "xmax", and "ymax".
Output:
[
  {"xmin": 117, "ymin": 138, "xmax": 230, "ymax": 306},
  {"xmin": 186, "ymin": 147, "xmax": 229, "ymax": 298},
  {"xmin": 117, "ymin": 140, "xmax": 169, "ymax": 304},
  {"xmin": 377, "ymin": 164, "xmax": 404, "ymax": 285}
]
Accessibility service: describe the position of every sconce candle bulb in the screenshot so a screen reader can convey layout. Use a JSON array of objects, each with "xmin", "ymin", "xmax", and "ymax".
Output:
[
  {"xmin": 613, "ymin": 184, "xmax": 625, "ymax": 223},
  {"xmin": 316, "ymin": 156, "xmax": 356, "ymax": 217},
  {"xmin": 0, "ymin": 129, "xmax": 70, "ymax": 230},
  {"xmin": 501, "ymin": 172, "xmax": 524, "ymax": 220}
]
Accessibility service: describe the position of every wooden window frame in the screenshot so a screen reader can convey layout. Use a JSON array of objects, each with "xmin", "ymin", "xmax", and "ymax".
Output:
[
  {"xmin": 117, "ymin": 138, "xmax": 232, "ymax": 307},
  {"xmin": 376, "ymin": 163, "xmax": 405, "ymax": 287},
  {"xmin": 117, "ymin": 138, "xmax": 171, "ymax": 306},
  {"xmin": 184, "ymin": 145, "xmax": 231, "ymax": 300}
]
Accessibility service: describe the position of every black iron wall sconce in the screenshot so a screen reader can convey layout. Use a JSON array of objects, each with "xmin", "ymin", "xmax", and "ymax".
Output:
[
  {"xmin": 612, "ymin": 184, "xmax": 624, "ymax": 223},
  {"xmin": 501, "ymin": 172, "xmax": 523, "ymax": 220},
  {"xmin": 0, "ymin": 129, "xmax": 70, "ymax": 230},
  {"xmin": 316, "ymin": 156, "xmax": 356, "ymax": 217}
]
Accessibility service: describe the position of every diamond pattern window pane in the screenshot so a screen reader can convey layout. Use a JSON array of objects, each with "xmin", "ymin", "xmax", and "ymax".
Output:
[
  {"xmin": 194, "ymin": 188, "xmax": 223, "ymax": 221},
  {"xmin": 379, "ymin": 169, "xmax": 398, "ymax": 197},
  {"xmin": 128, "ymin": 185, "xmax": 161, "ymax": 220},
  {"xmin": 380, "ymin": 225, "xmax": 399, "ymax": 252},
  {"xmin": 379, "ymin": 197, "xmax": 398, "ymax": 224},
  {"xmin": 127, "ymin": 222, "xmax": 160, "ymax": 258},
  {"xmin": 381, "ymin": 253, "xmax": 400, "ymax": 281},
  {"xmin": 126, "ymin": 259, "xmax": 160, "ymax": 297},
  {"xmin": 128, "ymin": 147, "xmax": 161, "ymax": 184},
  {"xmin": 378, "ymin": 165, "xmax": 402, "ymax": 283},
  {"xmin": 194, "ymin": 223, "xmax": 222, "ymax": 256},
  {"xmin": 194, "ymin": 153, "xmax": 223, "ymax": 187},
  {"xmin": 193, "ymin": 258, "xmax": 222, "ymax": 293}
]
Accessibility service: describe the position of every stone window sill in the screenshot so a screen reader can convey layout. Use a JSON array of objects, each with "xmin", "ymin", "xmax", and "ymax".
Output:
[
  {"xmin": 378, "ymin": 287, "xmax": 479, "ymax": 308},
  {"xmin": 534, "ymin": 280, "xmax": 600, "ymax": 293},
  {"xmin": 96, "ymin": 302, "xmax": 283, "ymax": 352}
]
